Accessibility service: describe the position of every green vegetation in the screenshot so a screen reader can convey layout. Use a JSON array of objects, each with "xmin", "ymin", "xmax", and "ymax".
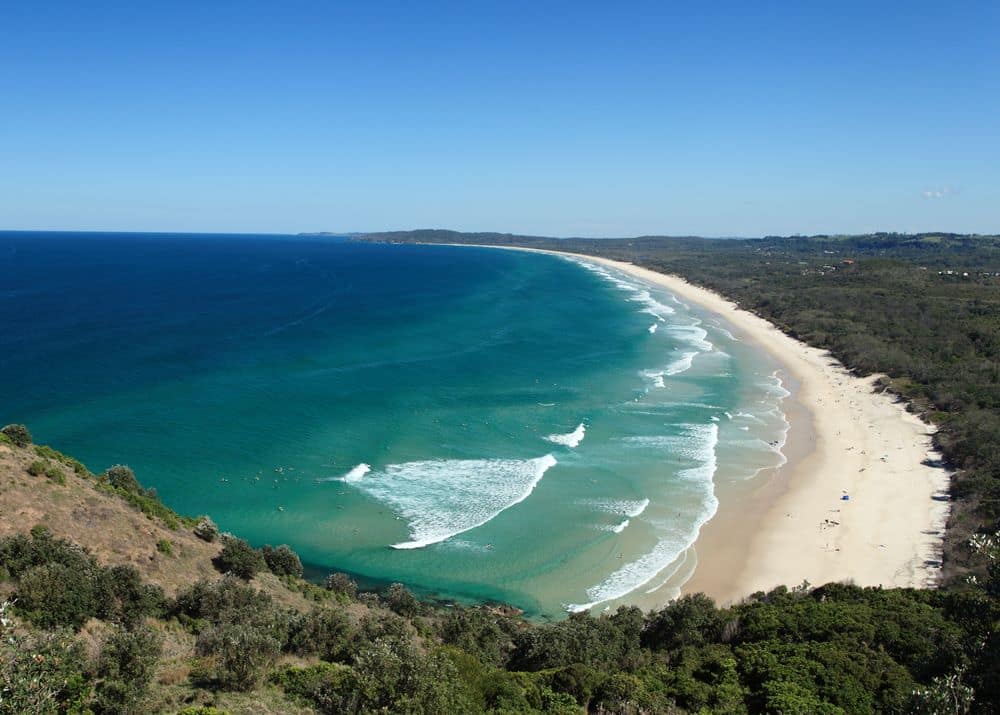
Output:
[
  {"xmin": 215, "ymin": 536, "xmax": 267, "ymax": 580},
  {"xmin": 1, "ymin": 423, "xmax": 32, "ymax": 447},
  {"xmin": 262, "ymin": 544, "xmax": 304, "ymax": 578},
  {"xmin": 325, "ymin": 572, "xmax": 359, "ymax": 599},
  {"xmin": 194, "ymin": 516, "xmax": 220, "ymax": 542},
  {"xmin": 106, "ymin": 464, "xmax": 141, "ymax": 493},
  {"xmin": 0, "ymin": 528, "xmax": 165, "ymax": 631},
  {"xmin": 93, "ymin": 626, "xmax": 163, "ymax": 713},
  {"xmin": 156, "ymin": 538, "xmax": 173, "ymax": 556},
  {"xmin": 94, "ymin": 463, "xmax": 195, "ymax": 531}
]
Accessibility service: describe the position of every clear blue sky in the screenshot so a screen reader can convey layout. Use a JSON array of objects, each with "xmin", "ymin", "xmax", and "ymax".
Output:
[{"xmin": 1, "ymin": 1, "xmax": 997, "ymax": 236}]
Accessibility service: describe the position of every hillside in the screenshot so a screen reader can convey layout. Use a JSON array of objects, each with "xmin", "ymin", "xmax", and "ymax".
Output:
[{"xmin": 1, "ymin": 424, "xmax": 998, "ymax": 714}]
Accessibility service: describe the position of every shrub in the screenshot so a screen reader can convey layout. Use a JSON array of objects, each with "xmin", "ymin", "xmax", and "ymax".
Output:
[
  {"xmin": 172, "ymin": 576, "xmax": 273, "ymax": 624},
  {"xmin": 105, "ymin": 464, "xmax": 141, "ymax": 493},
  {"xmin": 156, "ymin": 538, "xmax": 173, "ymax": 556},
  {"xmin": 271, "ymin": 662, "xmax": 358, "ymax": 711},
  {"xmin": 215, "ymin": 537, "xmax": 266, "ymax": 580},
  {"xmin": 193, "ymin": 516, "xmax": 220, "ymax": 542},
  {"xmin": 34, "ymin": 444, "xmax": 89, "ymax": 475},
  {"xmin": 28, "ymin": 460, "xmax": 65, "ymax": 483},
  {"xmin": 385, "ymin": 582, "xmax": 420, "ymax": 617},
  {"xmin": 16, "ymin": 561, "xmax": 97, "ymax": 629},
  {"xmin": 46, "ymin": 464, "xmax": 66, "ymax": 484},
  {"xmin": 196, "ymin": 622, "xmax": 282, "ymax": 691},
  {"xmin": 1, "ymin": 423, "xmax": 32, "ymax": 447},
  {"xmin": 325, "ymin": 572, "xmax": 358, "ymax": 599},
  {"xmin": 351, "ymin": 637, "xmax": 475, "ymax": 713},
  {"xmin": 261, "ymin": 544, "xmax": 303, "ymax": 578},
  {"xmin": 0, "ymin": 529, "xmax": 95, "ymax": 578},
  {"xmin": 286, "ymin": 608, "xmax": 351, "ymax": 661},
  {"xmin": 439, "ymin": 607, "xmax": 512, "ymax": 667},
  {"xmin": 642, "ymin": 593, "xmax": 723, "ymax": 651},
  {"xmin": 93, "ymin": 625, "xmax": 162, "ymax": 714},
  {"xmin": 94, "ymin": 564, "xmax": 166, "ymax": 627},
  {"xmin": 0, "ymin": 600, "xmax": 91, "ymax": 713}
]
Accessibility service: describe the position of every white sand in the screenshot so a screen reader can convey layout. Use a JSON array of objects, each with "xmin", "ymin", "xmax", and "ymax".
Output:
[{"xmin": 480, "ymin": 245, "xmax": 951, "ymax": 604}]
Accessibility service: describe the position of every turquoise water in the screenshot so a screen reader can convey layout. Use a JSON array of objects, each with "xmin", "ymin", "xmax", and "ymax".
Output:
[{"xmin": 0, "ymin": 232, "xmax": 788, "ymax": 618}]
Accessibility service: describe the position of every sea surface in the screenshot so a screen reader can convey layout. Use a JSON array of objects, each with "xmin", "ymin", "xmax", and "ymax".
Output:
[{"xmin": 0, "ymin": 232, "xmax": 789, "ymax": 617}]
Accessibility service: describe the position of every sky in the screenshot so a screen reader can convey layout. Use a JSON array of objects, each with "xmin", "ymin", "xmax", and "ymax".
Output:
[{"xmin": 0, "ymin": 1, "xmax": 997, "ymax": 237}]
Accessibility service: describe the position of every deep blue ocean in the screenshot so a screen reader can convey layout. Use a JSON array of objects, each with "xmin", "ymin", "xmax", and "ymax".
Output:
[{"xmin": 0, "ymin": 232, "xmax": 788, "ymax": 617}]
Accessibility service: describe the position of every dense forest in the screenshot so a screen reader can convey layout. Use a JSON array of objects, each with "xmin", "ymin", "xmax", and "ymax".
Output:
[{"xmin": 3, "ymin": 231, "xmax": 1000, "ymax": 713}]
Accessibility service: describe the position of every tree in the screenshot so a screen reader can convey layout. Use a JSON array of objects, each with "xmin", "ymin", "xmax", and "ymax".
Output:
[
  {"xmin": 193, "ymin": 517, "xmax": 219, "ymax": 542},
  {"xmin": 105, "ymin": 464, "xmax": 141, "ymax": 493},
  {"xmin": 93, "ymin": 626, "xmax": 162, "ymax": 714},
  {"xmin": 325, "ymin": 572, "xmax": 358, "ymax": 599},
  {"xmin": 1, "ymin": 424, "xmax": 31, "ymax": 447},
  {"xmin": 215, "ymin": 537, "xmax": 266, "ymax": 580},
  {"xmin": 197, "ymin": 622, "xmax": 281, "ymax": 691},
  {"xmin": 385, "ymin": 582, "xmax": 419, "ymax": 617},
  {"xmin": 94, "ymin": 564, "xmax": 165, "ymax": 627},
  {"xmin": 261, "ymin": 544, "xmax": 303, "ymax": 578},
  {"xmin": 16, "ymin": 562, "xmax": 96, "ymax": 629}
]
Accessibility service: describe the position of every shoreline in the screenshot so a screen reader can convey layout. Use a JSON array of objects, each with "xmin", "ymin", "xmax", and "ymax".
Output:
[{"xmin": 463, "ymin": 244, "xmax": 951, "ymax": 606}]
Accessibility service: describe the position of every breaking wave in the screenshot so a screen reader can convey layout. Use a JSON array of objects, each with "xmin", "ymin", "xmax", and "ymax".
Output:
[
  {"xmin": 569, "ymin": 424, "xmax": 719, "ymax": 612},
  {"xmin": 545, "ymin": 423, "xmax": 586, "ymax": 448},
  {"xmin": 344, "ymin": 455, "xmax": 558, "ymax": 549}
]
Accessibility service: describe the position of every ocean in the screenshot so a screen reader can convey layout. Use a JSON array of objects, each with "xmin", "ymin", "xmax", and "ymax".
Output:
[{"xmin": 0, "ymin": 232, "xmax": 788, "ymax": 618}]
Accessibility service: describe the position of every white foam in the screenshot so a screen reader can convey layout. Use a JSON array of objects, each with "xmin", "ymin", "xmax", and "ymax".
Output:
[
  {"xmin": 568, "ymin": 257, "xmax": 675, "ymax": 321},
  {"xmin": 630, "ymin": 289, "xmax": 675, "ymax": 320},
  {"xmin": 349, "ymin": 454, "xmax": 557, "ymax": 549},
  {"xmin": 665, "ymin": 350, "xmax": 699, "ymax": 376},
  {"xmin": 711, "ymin": 324, "xmax": 739, "ymax": 342},
  {"xmin": 648, "ymin": 323, "xmax": 658, "ymax": 334},
  {"xmin": 327, "ymin": 463, "xmax": 370, "ymax": 483},
  {"xmin": 586, "ymin": 497, "xmax": 650, "ymax": 519},
  {"xmin": 545, "ymin": 423, "xmax": 586, "ymax": 448},
  {"xmin": 734, "ymin": 411, "xmax": 767, "ymax": 425},
  {"xmin": 611, "ymin": 519, "xmax": 630, "ymax": 533},
  {"xmin": 641, "ymin": 369, "xmax": 666, "ymax": 388},
  {"xmin": 568, "ymin": 424, "xmax": 719, "ymax": 612},
  {"xmin": 665, "ymin": 321, "xmax": 714, "ymax": 352}
]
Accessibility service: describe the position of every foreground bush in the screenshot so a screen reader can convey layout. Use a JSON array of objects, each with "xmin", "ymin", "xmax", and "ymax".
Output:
[
  {"xmin": 0, "ymin": 601, "xmax": 90, "ymax": 714},
  {"xmin": 93, "ymin": 626, "xmax": 162, "ymax": 714},
  {"xmin": 196, "ymin": 622, "xmax": 282, "ymax": 691},
  {"xmin": 16, "ymin": 562, "xmax": 97, "ymax": 629}
]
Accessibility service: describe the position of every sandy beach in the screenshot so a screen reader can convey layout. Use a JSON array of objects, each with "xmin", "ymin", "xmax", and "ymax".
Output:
[{"xmin": 489, "ymin": 245, "xmax": 952, "ymax": 606}]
